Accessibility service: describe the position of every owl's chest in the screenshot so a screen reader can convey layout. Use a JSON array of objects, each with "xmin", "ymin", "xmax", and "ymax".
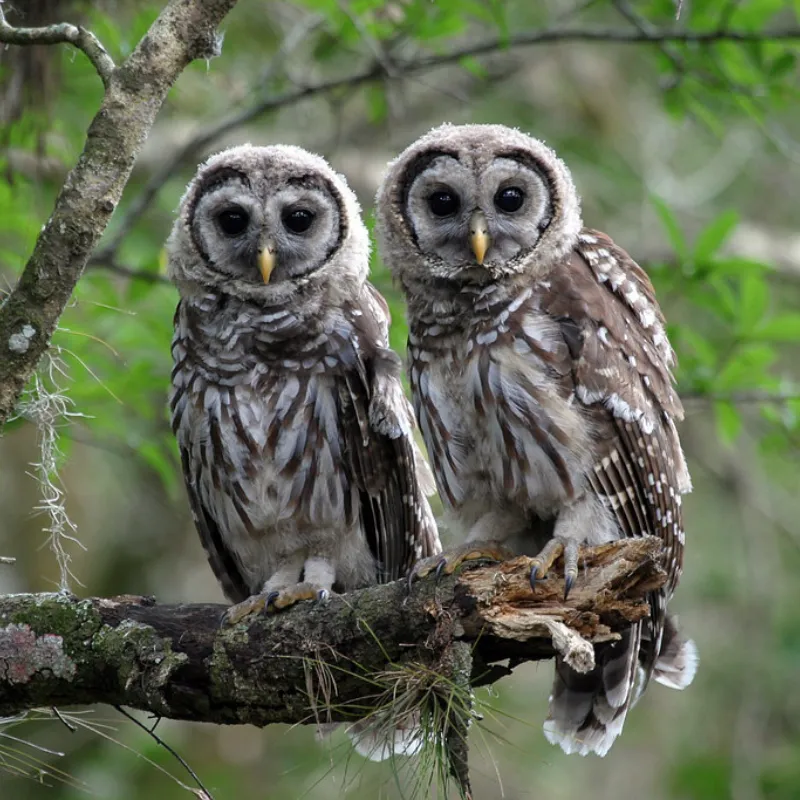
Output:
[
  {"xmin": 409, "ymin": 312, "xmax": 588, "ymax": 510},
  {"xmin": 177, "ymin": 359, "xmax": 339, "ymax": 468},
  {"xmin": 172, "ymin": 337, "xmax": 350, "ymax": 522}
]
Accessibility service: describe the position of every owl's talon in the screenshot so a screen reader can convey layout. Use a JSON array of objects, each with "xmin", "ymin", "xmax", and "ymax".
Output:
[
  {"xmin": 267, "ymin": 582, "xmax": 330, "ymax": 612},
  {"xmin": 529, "ymin": 536, "xmax": 580, "ymax": 598},
  {"xmin": 317, "ymin": 589, "xmax": 330, "ymax": 604},
  {"xmin": 408, "ymin": 541, "xmax": 514, "ymax": 589},
  {"xmin": 265, "ymin": 591, "xmax": 280, "ymax": 609},
  {"xmin": 221, "ymin": 594, "xmax": 269, "ymax": 627}
]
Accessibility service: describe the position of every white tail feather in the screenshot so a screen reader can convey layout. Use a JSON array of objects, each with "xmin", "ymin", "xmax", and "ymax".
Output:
[{"xmin": 654, "ymin": 637, "xmax": 699, "ymax": 690}]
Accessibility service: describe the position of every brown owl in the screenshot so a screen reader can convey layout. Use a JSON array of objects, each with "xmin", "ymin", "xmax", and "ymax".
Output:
[
  {"xmin": 167, "ymin": 144, "xmax": 439, "ymax": 635},
  {"xmin": 375, "ymin": 124, "xmax": 697, "ymax": 757}
]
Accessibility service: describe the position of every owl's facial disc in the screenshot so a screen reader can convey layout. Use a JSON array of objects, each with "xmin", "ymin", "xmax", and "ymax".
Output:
[
  {"xmin": 191, "ymin": 172, "xmax": 343, "ymax": 287},
  {"xmin": 406, "ymin": 154, "xmax": 553, "ymax": 279}
]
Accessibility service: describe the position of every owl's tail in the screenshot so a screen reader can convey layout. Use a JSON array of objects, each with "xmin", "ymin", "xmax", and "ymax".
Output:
[
  {"xmin": 315, "ymin": 717, "xmax": 425, "ymax": 762},
  {"xmin": 543, "ymin": 622, "xmax": 642, "ymax": 757},
  {"xmin": 543, "ymin": 615, "xmax": 698, "ymax": 756},
  {"xmin": 652, "ymin": 614, "xmax": 699, "ymax": 691},
  {"xmin": 345, "ymin": 716, "xmax": 425, "ymax": 762}
]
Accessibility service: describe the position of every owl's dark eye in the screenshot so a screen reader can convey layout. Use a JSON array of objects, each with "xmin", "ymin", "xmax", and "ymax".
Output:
[
  {"xmin": 217, "ymin": 207, "xmax": 250, "ymax": 236},
  {"xmin": 494, "ymin": 186, "xmax": 525, "ymax": 213},
  {"xmin": 282, "ymin": 208, "xmax": 315, "ymax": 234},
  {"xmin": 427, "ymin": 190, "xmax": 460, "ymax": 217}
]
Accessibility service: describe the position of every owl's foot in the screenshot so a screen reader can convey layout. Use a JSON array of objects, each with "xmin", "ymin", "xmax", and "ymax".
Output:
[
  {"xmin": 267, "ymin": 582, "xmax": 330, "ymax": 612},
  {"xmin": 221, "ymin": 594, "xmax": 270, "ymax": 627},
  {"xmin": 222, "ymin": 584, "xmax": 330, "ymax": 626},
  {"xmin": 529, "ymin": 536, "xmax": 580, "ymax": 599},
  {"xmin": 407, "ymin": 540, "xmax": 514, "ymax": 590}
]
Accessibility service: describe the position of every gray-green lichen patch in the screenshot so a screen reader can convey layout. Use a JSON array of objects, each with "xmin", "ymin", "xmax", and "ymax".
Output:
[
  {"xmin": 0, "ymin": 623, "xmax": 76, "ymax": 683},
  {"xmin": 92, "ymin": 619, "xmax": 188, "ymax": 711}
]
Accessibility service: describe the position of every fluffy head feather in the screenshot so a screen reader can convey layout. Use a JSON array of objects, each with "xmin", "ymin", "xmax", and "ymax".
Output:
[
  {"xmin": 375, "ymin": 123, "xmax": 582, "ymax": 291},
  {"xmin": 168, "ymin": 144, "xmax": 370, "ymax": 307}
]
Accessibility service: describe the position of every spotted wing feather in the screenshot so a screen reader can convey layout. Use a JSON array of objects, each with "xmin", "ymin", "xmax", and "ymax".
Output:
[
  {"xmin": 541, "ymin": 228, "xmax": 691, "ymax": 656},
  {"xmin": 341, "ymin": 285, "xmax": 440, "ymax": 583},
  {"xmin": 535, "ymin": 230, "xmax": 692, "ymax": 754}
]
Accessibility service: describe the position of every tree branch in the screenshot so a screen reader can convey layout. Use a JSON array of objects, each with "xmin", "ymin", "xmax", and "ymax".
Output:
[
  {"xmin": 88, "ymin": 257, "xmax": 172, "ymax": 285},
  {"xmin": 92, "ymin": 22, "xmax": 800, "ymax": 266},
  {"xmin": 0, "ymin": 537, "xmax": 664, "ymax": 728},
  {"xmin": 0, "ymin": 7, "xmax": 116, "ymax": 86},
  {"xmin": 0, "ymin": 0, "xmax": 239, "ymax": 430}
]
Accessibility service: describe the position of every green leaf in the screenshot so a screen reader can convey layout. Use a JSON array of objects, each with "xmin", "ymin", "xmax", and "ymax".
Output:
[
  {"xmin": 710, "ymin": 257, "xmax": 772, "ymax": 277},
  {"xmin": 675, "ymin": 327, "xmax": 718, "ymax": 368},
  {"xmin": 459, "ymin": 56, "xmax": 488, "ymax": 79},
  {"xmin": 738, "ymin": 273, "xmax": 770, "ymax": 333},
  {"xmin": 650, "ymin": 196, "xmax": 688, "ymax": 260},
  {"xmin": 714, "ymin": 400, "xmax": 742, "ymax": 444},
  {"xmin": 754, "ymin": 314, "xmax": 800, "ymax": 342},
  {"xmin": 770, "ymin": 52, "xmax": 797, "ymax": 78},
  {"xmin": 693, "ymin": 210, "xmax": 739, "ymax": 263},
  {"xmin": 716, "ymin": 343, "xmax": 776, "ymax": 389}
]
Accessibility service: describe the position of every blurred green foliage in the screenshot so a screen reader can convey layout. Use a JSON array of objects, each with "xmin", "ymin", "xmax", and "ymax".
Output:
[{"xmin": 2, "ymin": 0, "xmax": 800, "ymax": 798}]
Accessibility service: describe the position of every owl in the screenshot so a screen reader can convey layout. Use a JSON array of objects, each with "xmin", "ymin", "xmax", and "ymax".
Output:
[
  {"xmin": 375, "ymin": 124, "xmax": 698, "ymax": 757},
  {"xmin": 167, "ymin": 144, "xmax": 439, "ymax": 634}
]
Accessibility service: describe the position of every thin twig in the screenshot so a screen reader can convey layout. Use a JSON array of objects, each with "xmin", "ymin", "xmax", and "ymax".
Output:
[
  {"xmin": 89, "ymin": 259, "xmax": 172, "ymax": 285},
  {"xmin": 613, "ymin": 0, "xmax": 685, "ymax": 74},
  {"xmin": 94, "ymin": 22, "xmax": 800, "ymax": 263},
  {"xmin": 0, "ymin": 5, "xmax": 116, "ymax": 87},
  {"xmin": 114, "ymin": 706, "xmax": 214, "ymax": 800}
]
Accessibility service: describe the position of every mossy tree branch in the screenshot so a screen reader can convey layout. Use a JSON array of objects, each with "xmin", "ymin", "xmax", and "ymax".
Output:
[{"xmin": 0, "ymin": 537, "xmax": 665, "ymax": 725}]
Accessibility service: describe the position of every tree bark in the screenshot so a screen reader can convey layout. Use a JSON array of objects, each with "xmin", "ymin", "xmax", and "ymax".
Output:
[
  {"xmin": 0, "ymin": 537, "xmax": 665, "ymax": 725},
  {"xmin": 0, "ymin": 0, "xmax": 239, "ymax": 427}
]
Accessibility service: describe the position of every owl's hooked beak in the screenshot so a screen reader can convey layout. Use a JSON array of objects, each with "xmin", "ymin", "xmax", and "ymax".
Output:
[
  {"xmin": 258, "ymin": 240, "xmax": 277, "ymax": 284},
  {"xmin": 468, "ymin": 210, "xmax": 490, "ymax": 266}
]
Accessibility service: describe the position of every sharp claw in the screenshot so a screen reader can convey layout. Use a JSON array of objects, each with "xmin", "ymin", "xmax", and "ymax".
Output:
[
  {"xmin": 317, "ymin": 589, "xmax": 330, "ymax": 604},
  {"xmin": 529, "ymin": 563, "xmax": 541, "ymax": 591},
  {"xmin": 564, "ymin": 573, "xmax": 575, "ymax": 600},
  {"xmin": 265, "ymin": 591, "xmax": 280, "ymax": 610},
  {"xmin": 434, "ymin": 558, "xmax": 448, "ymax": 582}
]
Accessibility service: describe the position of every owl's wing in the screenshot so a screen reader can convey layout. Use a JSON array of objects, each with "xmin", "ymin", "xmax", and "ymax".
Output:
[
  {"xmin": 174, "ymin": 426, "xmax": 251, "ymax": 605},
  {"xmin": 339, "ymin": 285, "xmax": 440, "ymax": 584},
  {"xmin": 539, "ymin": 228, "xmax": 691, "ymax": 652}
]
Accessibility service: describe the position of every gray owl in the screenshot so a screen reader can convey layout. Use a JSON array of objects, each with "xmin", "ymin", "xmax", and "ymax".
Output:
[
  {"xmin": 375, "ymin": 124, "xmax": 698, "ymax": 757},
  {"xmin": 167, "ymin": 144, "xmax": 440, "ymax": 631}
]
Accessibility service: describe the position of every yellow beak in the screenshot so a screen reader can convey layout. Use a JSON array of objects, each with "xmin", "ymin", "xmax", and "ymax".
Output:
[
  {"xmin": 469, "ymin": 210, "xmax": 490, "ymax": 265},
  {"xmin": 258, "ymin": 241, "xmax": 276, "ymax": 284}
]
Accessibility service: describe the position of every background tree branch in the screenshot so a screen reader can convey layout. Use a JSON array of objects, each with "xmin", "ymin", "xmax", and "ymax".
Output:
[
  {"xmin": 89, "ymin": 21, "xmax": 800, "ymax": 270},
  {"xmin": 0, "ymin": 8, "xmax": 116, "ymax": 86},
  {"xmin": 0, "ymin": 537, "xmax": 663, "ymax": 727},
  {"xmin": 0, "ymin": 0, "xmax": 239, "ymax": 429}
]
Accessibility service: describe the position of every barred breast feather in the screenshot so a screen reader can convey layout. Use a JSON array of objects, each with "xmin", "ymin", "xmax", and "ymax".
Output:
[{"xmin": 170, "ymin": 285, "xmax": 438, "ymax": 603}]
